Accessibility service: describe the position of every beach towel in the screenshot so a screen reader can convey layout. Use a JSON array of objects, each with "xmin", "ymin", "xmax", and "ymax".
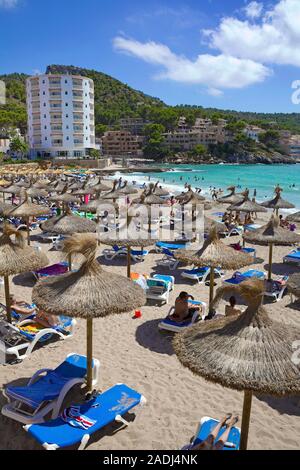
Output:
[{"xmin": 61, "ymin": 404, "xmax": 97, "ymax": 430}]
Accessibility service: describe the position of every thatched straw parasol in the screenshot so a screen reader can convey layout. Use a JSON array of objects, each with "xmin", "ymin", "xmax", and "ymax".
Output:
[
  {"xmin": 71, "ymin": 182, "xmax": 96, "ymax": 197},
  {"xmin": 217, "ymin": 186, "xmax": 244, "ymax": 205},
  {"xmin": 176, "ymin": 185, "xmax": 205, "ymax": 204},
  {"xmin": 175, "ymin": 226, "xmax": 251, "ymax": 313},
  {"xmin": 32, "ymin": 233, "xmax": 146, "ymax": 390},
  {"xmin": 101, "ymin": 218, "xmax": 156, "ymax": 277},
  {"xmin": 8, "ymin": 190, "xmax": 51, "ymax": 245},
  {"xmin": 287, "ymin": 273, "xmax": 300, "ymax": 298},
  {"xmin": 261, "ymin": 186, "xmax": 295, "ymax": 214},
  {"xmin": 0, "ymin": 202, "xmax": 13, "ymax": 217},
  {"xmin": 204, "ymin": 216, "xmax": 227, "ymax": 234},
  {"xmin": 173, "ymin": 279, "xmax": 300, "ymax": 449},
  {"xmin": 243, "ymin": 215, "xmax": 300, "ymax": 280},
  {"xmin": 26, "ymin": 186, "xmax": 49, "ymax": 199},
  {"xmin": 153, "ymin": 181, "xmax": 169, "ymax": 197},
  {"xmin": 228, "ymin": 190, "xmax": 267, "ymax": 214},
  {"xmin": 286, "ymin": 211, "xmax": 300, "ymax": 223},
  {"xmin": 116, "ymin": 181, "xmax": 138, "ymax": 196},
  {"xmin": 41, "ymin": 208, "xmax": 97, "ymax": 269},
  {"xmin": 0, "ymin": 224, "xmax": 48, "ymax": 322},
  {"xmin": 132, "ymin": 186, "xmax": 166, "ymax": 234}
]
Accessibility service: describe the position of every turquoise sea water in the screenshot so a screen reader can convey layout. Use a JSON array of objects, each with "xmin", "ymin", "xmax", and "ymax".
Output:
[{"xmin": 120, "ymin": 163, "xmax": 300, "ymax": 211}]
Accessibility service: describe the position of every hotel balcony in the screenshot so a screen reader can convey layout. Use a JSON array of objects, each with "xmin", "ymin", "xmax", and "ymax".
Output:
[{"xmin": 31, "ymin": 95, "xmax": 40, "ymax": 101}]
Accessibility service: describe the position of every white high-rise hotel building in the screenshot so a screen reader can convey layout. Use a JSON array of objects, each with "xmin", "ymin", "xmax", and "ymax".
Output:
[{"xmin": 26, "ymin": 74, "xmax": 96, "ymax": 158}]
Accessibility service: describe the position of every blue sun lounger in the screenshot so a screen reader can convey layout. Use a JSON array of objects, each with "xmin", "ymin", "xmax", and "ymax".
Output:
[
  {"xmin": 188, "ymin": 416, "xmax": 240, "ymax": 450},
  {"xmin": 224, "ymin": 269, "xmax": 266, "ymax": 285},
  {"xmin": 2, "ymin": 354, "xmax": 100, "ymax": 424},
  {"xmin": 158, "ymin": 300, "xmax": 207, "ymax": 332},
  {"xmin": 155, "ymin": 241, "xmax": 188, "ymax": 253},
  {"xmin": 24, "ymin": 384, "xmax": 146, "ymax": 450},
  {"xmin": 283, "ymin": 249, "xmax": 300, "ymax": 265}
]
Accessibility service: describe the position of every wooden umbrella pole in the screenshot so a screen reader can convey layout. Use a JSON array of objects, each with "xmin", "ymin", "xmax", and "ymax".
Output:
[
  {"xmin": 4, "ymin": 275, "xmax": 12, "ymax": 323},
  {"xmin": 26, "ymin": 216, "xmax": 30, "ymax": 245},
  {"xmin": 240, "ymin": 390, "xmax": 253, "ymax": 450},
  {"xmin": 68, "ymin": 253, "xmax": 72, "ymax": 271},
  {"xmin": 86, "ymin": 317, "xmax": 93, "ymax": 392},
  {"xmin": 209, "ymin": 268, "xmax": 215, "ymax": 314},
  {"xmin": 268, "ymin": 243, "xmax": 273, "ymax": 281},
  {"xmin": 127, "ymin": 246, "xmax": 131, "ymax": 279},
  {"xmin": 181, "ymin": 205, "xmax": 185, "ymax": 238}
]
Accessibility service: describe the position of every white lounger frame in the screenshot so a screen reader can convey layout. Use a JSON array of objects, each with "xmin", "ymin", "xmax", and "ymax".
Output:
[
  {"xmin": 23, "ymin": 384, "xmax": 147, "ymax": 450},
  {"xmin": 158, "ymin": 302, "xmax": 207, "ymax": 333},
  {"xmin": 146, "ymin": 277, "xmax": 174, "ymax": 304},
  {"xmin": 0, "ymin": 318, "xmax": 76, "ymax": 362},
  {"xmin": 2, "ymin": 353, "xmax": 100, "ymax": 425},
  {"xmin": 181, "ymin": 267, "xmax": 224, "ymax": 284}
]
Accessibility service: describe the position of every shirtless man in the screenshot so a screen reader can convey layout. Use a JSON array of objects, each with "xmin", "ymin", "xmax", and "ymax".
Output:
[
  {"xmin": 169, "ymin": 291, "xmax": 201, "ymax": 323},
  {"xmin": 9, "ymin": 295, "xmax": 36, "ymax": 317}
]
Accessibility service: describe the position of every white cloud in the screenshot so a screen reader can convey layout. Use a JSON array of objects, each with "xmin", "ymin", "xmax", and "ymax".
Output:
[
  {"xmin": 244, "ymin": 2, "xmax": 263, "ymax": 19},
  {"xmin": 207, "ymin": 87, "xmax": 224, "ymax": 97},
  {"xmin": 206, "ymin": 0, "xmax": 300, "ymax": 67},
  {"xmin": 0, "ymin": 0, "xmax": 18, "ymax": 8},
  {"xmin": 113, "ymin": 36, "xmax": 270, "ymax": 91}
]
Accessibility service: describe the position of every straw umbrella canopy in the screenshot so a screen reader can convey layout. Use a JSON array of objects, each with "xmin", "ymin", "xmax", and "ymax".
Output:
[
  {"xmin": 101, "ymin": 218, "xmax": 156, "ymax": 277},
  {"xmin": 261, "ymin": 186, "xmax": 295, "ymax": 214},
  {"xmin": 204, "ymin": 216, "xmax": 227, "ymax": 235},
  {"xmin": 217, "ymin": 186, "xmax": 244, "ymax": 205},
  {"xmin": 8, "ymin": 190, "xmax": 51, "ymax": 245},
  {"xmin": 41, "ymin": 208, "xmax": 97, "ymax": 269},
  {"xmin": 32, "ymin": 233, "xmax": 146, "ymax": 391},
  {"xmin": 287, "ymin": 273, "xmax": 300, "ymax": 298},
  {"xmin": 48, "ymin": 190, "xmax": 80, "ymax": 213},
  {"xmin": 132, "ymin": 186, "xmax": 166, "ymax": 234},
  {"xmin": 0, "ymin": 202, "xmax": 13, "ymax": 217},
  {"xmin": 243, "ymin": 215, "xmax": 300, "ymax": 280},
  {"xmin": 153, "ymin": 181, "xmax": 169, "ymax": 197},
  {"xmin": 286, "ymin": 211, "xmax": 300, "ymax": 223},
  {"xmin": 175, "ymin": 226, "xmax": 252, "ymax": 313},
  {"xmin": 0, "ymin": 224, "xmax": 49, "ymax": 322},
  {"xmin": 173, "ymin": 279, "xmax": 300, "ymax": 450},
  {"xmin": 175, "ymin": 186, "xmax": 206, "ymax": 239},
  {"xmin": 26, "ymin": 186, "xmax": 49, "ymax": 199},
  {"xmin": 228, "ymin": 190, "xmax": 268, "ymax": 214},
  {"xmin": 90, "ymin": 180, "xmax": 111, "ymax": 194},
  {"xmin": 71, "ymin": 183, "xmax": 96, "ymax": 197}
]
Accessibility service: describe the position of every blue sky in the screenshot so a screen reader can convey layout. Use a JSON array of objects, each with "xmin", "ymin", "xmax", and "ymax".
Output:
[{"xmin": 1, "ymin": 0, "xmax": 300, "ymax": 113}]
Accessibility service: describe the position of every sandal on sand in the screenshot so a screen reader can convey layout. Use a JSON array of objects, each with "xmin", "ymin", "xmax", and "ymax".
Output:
[
  {"xmin": 221, "ymin": 413, "xmax": 232, "ymax": 426},
  {"xmin": 227, "ymin": 415, "xmax": 239, "ymax": 427}
]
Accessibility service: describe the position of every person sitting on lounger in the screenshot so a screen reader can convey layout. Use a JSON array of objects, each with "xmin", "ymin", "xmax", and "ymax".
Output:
[
  {"xmin": 225, "ymin": 296, "xmax": 242, "ymax": 317},
  {"xmin": 9, "ymin": 295, "xmax": 36, "ymax": 317},
  {"xmin": 35, "ymin": 309, "xmax": 58, "ymax": 328},
  {"xmin": 169, "ymin": 291, "xmax": 201, "ymax": 323},
  {"xmin": 191, "ymin": 414, "xmax": 239, "ymax": 450}
]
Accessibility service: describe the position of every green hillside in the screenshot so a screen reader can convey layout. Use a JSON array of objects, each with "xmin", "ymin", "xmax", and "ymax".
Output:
[{"xmin": 1, "ymin": 65, "xmax": 300, "ymax": 136}]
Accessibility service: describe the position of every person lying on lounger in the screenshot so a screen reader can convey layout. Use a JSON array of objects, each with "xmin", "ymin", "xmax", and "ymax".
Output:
[
  {"xmin": 225, "ymin": 296, "xmax": 242, "ymax": 317},
  {"xmin": 9, "ymin": 295, "xmax": 36, "ymax": 317},
  {"xmin": 192, "ymin": 414, "xmax": 239, "ymax": 450},
  {"xmin": 168, "ymin": 291, "xmax": 201, "ymax": 323},
  {"xmin": 35, "ymin": 309, "xmax": 58, "ymax": 328}
]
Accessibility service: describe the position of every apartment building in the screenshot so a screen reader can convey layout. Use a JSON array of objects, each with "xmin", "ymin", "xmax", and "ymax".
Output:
[
  {"xmin": 163, "ymin": 117, "xmax": 226, "ymax": 150},
  {"xmin": 119, "ymin": 117, "xmax": 150, "ymax": 135},
  {"xmin": 101, "ymin": 130, "xmax": 144, "ymax": 157},
  {"xmin": 26, "ymin": 74, "xmax": 95, "ymax": 158},
  {"xmin": 280, "ymin": 133, "xmax": 300, "ymax": 159}
]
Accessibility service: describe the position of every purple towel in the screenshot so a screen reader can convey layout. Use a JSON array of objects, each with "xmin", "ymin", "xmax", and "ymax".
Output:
[{"xmin": 35, "ymin": 263, "xmax": 68, "ymax": 277}]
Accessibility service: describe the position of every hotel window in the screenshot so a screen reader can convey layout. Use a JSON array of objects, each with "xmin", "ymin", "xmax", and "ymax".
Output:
[
  {"xmin": 66, "ymin": 137, "xmax": 69, "ymax": 141},
  {"xmin": 65, "ymin": 103, "xmax": 68, "ymax": 107},
  {"xmin": 44, "ymin": 114, "xmax": 46, "ymax": 118},
  {"xmin": 65, "ymin": 80, "xmax": 68, "ymax": 84},
  {"xmin": 65, "ymin": 91, "xmax": 68, "ymax": 95},
  {"xmin": 66, "ymin": 114, "xmax": 69, "ymax": 118}
]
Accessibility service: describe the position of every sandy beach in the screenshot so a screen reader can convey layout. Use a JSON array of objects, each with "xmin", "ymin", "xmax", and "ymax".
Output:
[{"xmin": 0, "ymin": 200, "xmax": 300, "ymax": 451}]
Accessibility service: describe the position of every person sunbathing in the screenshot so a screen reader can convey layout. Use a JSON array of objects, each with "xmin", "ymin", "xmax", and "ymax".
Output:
[
  {"xmin": 225, "ymin": 296, "xmax": 242, "ymax": 317},
  {"xmin": 191, "ymin": 414, "xmax": 239, "ymax": 450},
  {"xmin": 169, "ymin": 291, "xmax": 201, "ymax": 323},
  {"xmin": 35, "ymin": 309, "xmax": 58, "ymax": 328},
  {"xmin": 9, "ymin": 295, "xmax": 36, "ymax": 317}
]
